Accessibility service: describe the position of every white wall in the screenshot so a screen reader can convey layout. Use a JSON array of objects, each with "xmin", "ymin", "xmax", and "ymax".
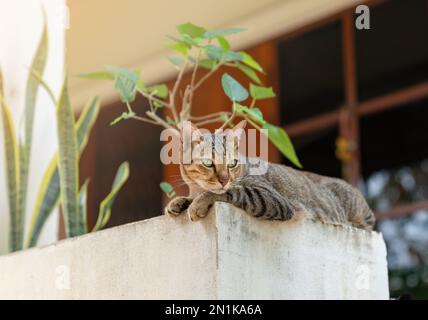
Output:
[
  {"xmin": 0, "ymin": 203, "xmax": 389, "ymax": 299},
  {"xmin": 0, "ymin": 0, "xmax": 66, "ymax": 253}
]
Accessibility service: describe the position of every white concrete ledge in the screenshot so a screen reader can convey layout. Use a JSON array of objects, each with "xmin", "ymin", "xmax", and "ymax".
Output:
[{"xmin": 0, "ymin": 203, "xmax": 389, "ymax": 299}]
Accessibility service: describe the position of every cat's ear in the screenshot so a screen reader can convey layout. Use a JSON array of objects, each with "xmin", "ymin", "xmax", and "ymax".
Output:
[{"xmin": 227, "ymin": 120, "xmax": 246, "ymax": 151}]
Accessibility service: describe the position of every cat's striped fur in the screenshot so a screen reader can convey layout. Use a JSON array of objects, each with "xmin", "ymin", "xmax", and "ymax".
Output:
[{"xmin": 165, "ymin": 121, "xmax": 375, "ymax": 230}]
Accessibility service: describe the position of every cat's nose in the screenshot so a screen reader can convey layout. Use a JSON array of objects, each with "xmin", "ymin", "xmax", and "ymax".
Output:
[{"xmin": 219, "ymin": 175, "xmax": 229, "ymax": 186}]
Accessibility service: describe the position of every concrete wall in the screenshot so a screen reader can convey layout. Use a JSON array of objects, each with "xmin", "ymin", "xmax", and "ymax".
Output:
[
  {"xmin": 0, "ymin": 203, "xmax": 389, "ymax": 299},
  {"xmin": 0, "ymin": 0, "xmax": 66, "ymax": 253}
]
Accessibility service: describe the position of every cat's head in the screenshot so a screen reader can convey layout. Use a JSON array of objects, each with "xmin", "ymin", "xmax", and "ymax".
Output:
[{"xmin": 181, "ymin": 120, "xmax": 247, "ymax": 194}]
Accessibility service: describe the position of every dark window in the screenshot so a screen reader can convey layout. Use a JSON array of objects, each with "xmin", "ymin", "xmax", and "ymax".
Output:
[
  {"xmin": 291, "ymin": 127, "xmax": 342, "ymax": 178},
  {"xmin": 278, "ymin": 21, "xmax": 344, "ymax": 125},
  {"xmin": 356, "ymin": 0, "xmax": 428, "ymax": 101}
]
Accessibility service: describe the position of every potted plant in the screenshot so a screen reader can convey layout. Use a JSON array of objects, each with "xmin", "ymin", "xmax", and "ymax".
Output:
[
  {"xmin": 0, "ymin": 19, "xmax": 129, "ymax": 253},
  {"xmin": 81, "ymin": 22, "xmax": 301, "ymax": 196}
]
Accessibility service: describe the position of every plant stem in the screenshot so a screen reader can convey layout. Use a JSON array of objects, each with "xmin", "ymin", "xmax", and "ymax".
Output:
[
  {"xmin": 170, "ymin": 59, "xmax": 189, "ymax": 122},
  {"xmin": 193, "ymin": 61, "xmax": 224, "ymax": 91},
  {"xmin": 195, "ymin": 116, "xmax": 225, "ymax": 127},
  {"xmin": 187, "ymin": 48, "xmax": 201, "ymax": 116},
  {"xmin": 244, "ymin": 114, "xmax": 262, "ymax": 131},
  {"xmin": 146, "ymin": 111, "xmax": 174, "ymax": 129},
  {"xmin": 131, "ymin": 115, "xmax": 158, "ymax": 125},
  {"xmin": 190, "ymin": 111, "xmax": 231, "ymax": 121},
  {"xmin": 138, "ymin": 89, "xmax": 173, "ymax": 109},
  {"xmin": 220, "ymin": 102, "xmax": 237, "ymax": 129},
  {"xmin": 250, "ymin": 98, "xmax": 256, "ymax": 109}
]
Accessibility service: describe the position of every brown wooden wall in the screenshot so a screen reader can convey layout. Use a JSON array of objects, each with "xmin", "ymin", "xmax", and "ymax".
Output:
[{"xmin": 79, "ymin": 95, "xmax": 163, "ymax": 230}]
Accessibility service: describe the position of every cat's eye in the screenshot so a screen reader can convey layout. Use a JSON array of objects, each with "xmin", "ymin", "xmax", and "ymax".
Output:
[
  {"xmin": 202, "ymin": 159, "xmax": 214, "ymax": 167},
  {"xmin": 227, "ymin": 159, "xmax": 238, "ymax": 168}
]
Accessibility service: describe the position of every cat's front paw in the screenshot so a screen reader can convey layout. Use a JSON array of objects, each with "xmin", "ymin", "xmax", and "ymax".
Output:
[
  {"xmin": 188, "ymin": 192, "xmax": 216, "ymax": 222},
  {"xmin": 165, "ymin": 197, "xmax": 193, "ymax": 217}
]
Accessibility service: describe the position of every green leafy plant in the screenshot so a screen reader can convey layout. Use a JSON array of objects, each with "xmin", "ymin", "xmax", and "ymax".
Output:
[
  {"xmin": 0, "ymin": 20, "xmax": 129, "ymax": 253},
  {"xmin": 80, "ymin": 22, "xmax": 302, "ymax": 193}
]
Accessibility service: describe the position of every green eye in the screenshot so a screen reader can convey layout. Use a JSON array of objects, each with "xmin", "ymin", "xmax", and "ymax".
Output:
[
  {"xmin": 227, "ymin": 159, "xmax": 238, "ymax": 168},
  {"xmin": 202, "ymin": 159, "xmax": 214, "ymax": 167}
]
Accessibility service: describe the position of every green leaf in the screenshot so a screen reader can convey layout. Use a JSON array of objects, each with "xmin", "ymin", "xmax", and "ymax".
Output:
[
  {"xmin": 223, "ymin": 51, "xmax": 243, "ymax": 62},
  {"xmin": 217, "ymin": 36, "xmax": 231, "ymax": 51},
  {"xmin": 250, "ymin": 84, "xmax": 276, "ymax": 100},
  {"xmin": 160, "ymin": 182, "xmax": 173, "ymax": 193},
  {"xmin": 204, "ymin": 28, "xmax": 246, "ymax": 38},
  {"xmin": 136, "ymin": 79, "xmax": 146, "ymax": 92},
  {"xmin": 78, "ymin": 179, "xmax": 89, "ymax": 235},
  {"xmin": 168, "ymin": 56, "xmax": 184, "ymax": 66},
  {"xmin": 106, "ymin": 66, "xmax": 140, "ymax": 103},
  {"xmin": 166, "ymin": 34, "xmax": 188, "ymax": 45},
  {"xmin": 0, "ymin": 69, "xmax": 21, "ymax": 253},
  {"xmin": 14, "ymin": 18, "xmax": 49, "ymax": 252},
  {"xmin": 262, "ymin": 123, "xmax": 302, "ymax": 168},
  {"xmin": 147, "ymin": 84, "xmax": 168, "ymax": 99},
  {"xmin": 166, "ymin": 116, "xmax": 176, "ymax": 125},
  {"xmin": 110, "ymin": 111, "xmax": 136, "ymax": 126},
  {"xmin": 235, "ymin": 62, "xmax": 261, "ymax": 84},
  {"xmin": 56, "ymin": 76, "xmax": 80, "ymax": 237},
  {"xmin": 160, "ymin": 182, "xmax": 176, "ymax": 198},
  {"xmin": 221, "ymin": 73, "xmax": 249, "ymax": 102},
  {"xmin": 92, "ymin": 162, "xmax": 130, "ymax": 232},
  {"xmin": 166, "ymin": 42, "xmax": 189, "ymax": 55},
  {"xmin": 219, "ymin": 113, "xmax": 230, "ymax": 123},
  {"xmin": 204, "ymin": 45, "xmax": 223, "ymax": 60},
  {"xmin": 198, "ymin": 59, "xmax": 216, "ymax": 70},
  {"xmin": 234, "ymin": 104, "xmax": 265, "ymax": 125},
  {"xmin": 239, "ymin": 51, "xmax": 264, "ymax": 73},
  {"xmin": 177, "ymin": 22, "xmax": 206, "ymax": 38},
  {"xmin": 77, "ymin": 71, "xmax": 114, "ymax": 80}
]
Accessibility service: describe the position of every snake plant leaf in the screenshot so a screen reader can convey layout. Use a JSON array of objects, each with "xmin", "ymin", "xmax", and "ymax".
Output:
[
  {"xmin": 56, "ymin": 76, "xmax": 80, "ymax": 237},
  {"xmin": 0, "ymin": 70, "xmax": 21, "ymax": 252},
  {"xmin": 78, "ymin": 179, "xmax": 90, "ymax": 235},
  {"xmin": 25, "ymin": 97, "xmax": 100, "ymax": 248},
  {"xmin": 262, "ymin": 123, "xmax": 302, "ymax": 168},
  {"xmin": 75, "ymin": 97, "xmax": 101, "ymax": 153},
  {"xmin": 92, "ymin": 162, "xmax": 130, "ymax": 232},
  {"xmin": 25, "ymin": 156, "xmax": 59, "ymax": 248},
  {"xmin": 15, "ymin": 19, "xmax": 48, "ymax": 251}
]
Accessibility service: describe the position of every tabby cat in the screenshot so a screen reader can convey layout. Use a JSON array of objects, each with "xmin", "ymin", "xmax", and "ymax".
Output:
[{"xmin": 165, "ymin": 121, "xmax": 375, "ymax": 230}]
